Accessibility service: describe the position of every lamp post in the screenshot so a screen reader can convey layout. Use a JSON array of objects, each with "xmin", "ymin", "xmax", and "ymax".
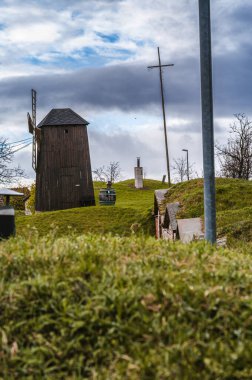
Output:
[{"xmin": 182, "ymin": 149, "xmax": 189, "ymax": 181}]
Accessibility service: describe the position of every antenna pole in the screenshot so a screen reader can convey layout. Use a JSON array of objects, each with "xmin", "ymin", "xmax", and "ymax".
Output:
[
  {"xmin": 148, "ymin": 48, "xmax": 174, "ymax": 187},
  {"xmin": 31, "ymin": 89, "xmax": 37, "ymax": 171},
  {"xmin": 31, "ymin": 89, "xmax": 37, "ymax": 126}
]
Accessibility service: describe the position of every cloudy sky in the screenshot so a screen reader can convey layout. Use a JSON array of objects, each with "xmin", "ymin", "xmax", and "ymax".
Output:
[{"xmin": 1, "ymin": 0, "xmax": 252, "ymax": 182}]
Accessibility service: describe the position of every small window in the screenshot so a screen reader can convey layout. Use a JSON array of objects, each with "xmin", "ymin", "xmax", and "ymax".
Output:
[{"xmin": 64, "ymin": 129, "xmax": 68, "ymax": 134}]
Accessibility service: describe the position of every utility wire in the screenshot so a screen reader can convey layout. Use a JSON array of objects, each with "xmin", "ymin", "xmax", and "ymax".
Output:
[
  {"xmin": 6, "ymin": 138, "xmax": 32, "ymax": 146},
  {"xmin": 11, "ymin": 142, "xmax": 32, "ymax": 154},
  {"xmin": 8, "ymin": 140, "xmax": 33, "ymax": 150},
  {"xmin": 0, "ymin": 141, "xmax": 32, "ymax": 160}
]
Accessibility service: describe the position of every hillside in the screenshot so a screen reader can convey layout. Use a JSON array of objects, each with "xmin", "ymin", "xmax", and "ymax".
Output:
[
  {"xmin": 163, "ymin": 178, "xmax": 252, "ymax": 245},
  {"xmin": 0, "ymin": 234, "xmax": 252, "ymax": 379},
  {"xmin": 16, "ymin": 178, "xmax": 252, "ymax": 245},
  {"xmin": 16, "ymin": 179, "xmax": 168, "ymax": 237},
  {"xmin": 2, "ymin": 179, "xmax": 252, "ymax": 378}
]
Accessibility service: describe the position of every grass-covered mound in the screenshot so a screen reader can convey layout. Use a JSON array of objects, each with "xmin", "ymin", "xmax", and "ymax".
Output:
[
  {"xmin": 17, "ymin": 206, "xmax": 152, "ymax": 237},
  {"xmin": 0, "ymin": 234, "xmax": 252, "ymax": 379},
  {"xmin": 163, "ymin": 178, "xmax": 252, "ymax": 244},
  {"xmin": 98, "ymin": 179, "xmax": 167, "ymax": 210},
  {"xmin": 16, "ymin": 179, "xmax": 167, "ymax": 238}
]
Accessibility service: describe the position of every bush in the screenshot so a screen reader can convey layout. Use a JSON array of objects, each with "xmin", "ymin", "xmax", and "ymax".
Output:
[
  {"xmin": 9, "ymin": 186, "xmax": 30, "ymax": 211},
  {"xmin": 25, "ymin": 182, "xmax": 35, "ymax": 213}
]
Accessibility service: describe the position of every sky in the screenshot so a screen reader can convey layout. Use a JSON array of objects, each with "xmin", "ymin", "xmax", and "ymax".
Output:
[{"xmin": 1, "ymin": 0, "xmax": 252, "ymax": 183}]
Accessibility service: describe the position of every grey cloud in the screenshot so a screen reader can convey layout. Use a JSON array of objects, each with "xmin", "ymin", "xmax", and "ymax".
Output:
[
  {"xmin": 214, "ymin": 2, "xmax": 252, "ymax": 34},
  {"xmin": 0, "ymin": 58, "xmax": 200, "ymax": 117},
  {"xmin": 15, "ymin": 149, "xmax": 34, "ymax": 178},
  {"xmin": 1, "ymin": 51, "xmax": 251, "ymax": 123},
  {"xmin": 213, "ymin": 45, "xmax": 252, "ymax": 117},
  {"xmin": 88, "ymin": 128, "xmax": 167, "ymax": 180}
]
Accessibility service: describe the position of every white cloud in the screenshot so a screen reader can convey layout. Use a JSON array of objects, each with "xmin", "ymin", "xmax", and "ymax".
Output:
[
  {"xmin": 0, "ymin": 0, "xmax": 251, "ymax": 182},
  {"xmin": 6, "ymin": 23, "xmax": 61, "ymax": 44}
]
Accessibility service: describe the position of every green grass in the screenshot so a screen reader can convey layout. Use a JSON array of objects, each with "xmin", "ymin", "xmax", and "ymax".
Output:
[
  {"xmin": 163, "ymin": 178, "xmax": 252, "ymax": 217},
  {"xmin": 2, "ymin": 179, "xmax": 252, "ymax": 378},
  {"xmin": 16, "ymin": 178, "xmax": 252, "ymax": 245},
  {"xmin": 16, "ymin": 179, "xmax": 167, "ymax": 238},
  {"xmin": 163, "ymin": 178, "xmax": 252, "ymax": 244},
  {"xmin": 93, "ymin": 179, "xmax": 168, "ymax": 210},
  {"xmin": 0, "ymin": 234, "xmax": 252, "ymax": 379}
]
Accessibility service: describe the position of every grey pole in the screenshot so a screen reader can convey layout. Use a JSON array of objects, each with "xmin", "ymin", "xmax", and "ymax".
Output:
[
  {"xmin": 182, "ymin": 149, "xmax": 189, "ymax": 180},
  {"xmin": 157, "ymin": 47, "xmax": 171, "ymax": 187},
  {"xmin": 198, "ymin": 0, "xmax": 216, "ymax": 243},
  {"xmin": 147, "ymin": 49, "xmax": 174, "ymax": 187}
]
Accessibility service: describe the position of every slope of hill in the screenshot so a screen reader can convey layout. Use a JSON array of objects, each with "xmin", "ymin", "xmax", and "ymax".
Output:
[
  {"xmin": 163, "ymin": 178, "xmax": 252, "ymax": 244},
  {"xmin": 2, "ymin": 179, "xmax": 252, "ymax": 378},
  {"xmin": 16, "ymin": 178, "xmax": 252, "ymax": 244},
  {"xmin": 16, "ymin": 179, "xmax": 168, "ymax": 237},
  {"xmin": 0, "ymin": 234, "xmax": 251, "ymax": 379}
]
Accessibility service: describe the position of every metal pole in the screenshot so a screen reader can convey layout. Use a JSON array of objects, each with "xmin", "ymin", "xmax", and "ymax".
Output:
[
  {"xmin": 157, "ymin": 47, "xmax": 171, "ymax": 187},
  {"xmin": 182, "ymin": 149, "xmax": 189, "ymax": 180},
  {"xmin": 198, "ymin": 0, "xmax": 216, "ymax": 243},
  {"xmin": 186, "ymin": 150, "xmax": 189, "ymax": 180},
  {"xmin": 148, "ymin": 50, "xmax": 174, "ymax": 187},
  {"xmin": 31, "ymin": 89, "xmax": 37, "ymax": 127}
]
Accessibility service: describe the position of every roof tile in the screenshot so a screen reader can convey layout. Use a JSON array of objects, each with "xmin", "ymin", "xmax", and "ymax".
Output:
[{"xmin": 37, "ymin": 108, "xmax": 89, "ymax": 128}]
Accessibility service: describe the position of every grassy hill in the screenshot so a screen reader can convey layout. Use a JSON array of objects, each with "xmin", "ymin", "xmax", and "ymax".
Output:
[
  {"xmin": 16, "ymin": 179, "xmax": 168, "ymax": 237},
  {"xmin": 163, "ymin": 178, "xmax": 252, "ymax": 245},
  {"xmin": 1, "ymin": 178, "xmax": 252, "ymax": 378},
  {"xmin": 16, "ymin": 178, "xmax": 252, "ymax": 245},
  {"xmin": 0, "ymin": 234, "xmax": 252, "ymax": 379}
]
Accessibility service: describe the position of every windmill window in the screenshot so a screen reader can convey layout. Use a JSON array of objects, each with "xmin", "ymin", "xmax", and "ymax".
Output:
[{"xmin": 64, "ymin": 129, "xmax": 68, "ymax": 134}]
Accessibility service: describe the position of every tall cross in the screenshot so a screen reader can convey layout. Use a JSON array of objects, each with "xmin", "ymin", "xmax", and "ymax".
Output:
[{"xmin": 148, "ymin": 47, "xmax": 174, "ymax": 187}]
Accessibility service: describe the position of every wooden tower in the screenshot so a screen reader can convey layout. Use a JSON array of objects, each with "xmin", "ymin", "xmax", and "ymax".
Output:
[{"xmin": 28, "ymin": 97, "xmax": 95, "ymax": 211}]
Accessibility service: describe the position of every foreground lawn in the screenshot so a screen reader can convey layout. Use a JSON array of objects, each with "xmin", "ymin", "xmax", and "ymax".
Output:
[{"xmin": 0, "ymin": 234, "xmax": 252, "ymax": 379}]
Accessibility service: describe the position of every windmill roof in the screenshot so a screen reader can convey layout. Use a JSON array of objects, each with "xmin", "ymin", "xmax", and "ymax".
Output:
[{"xmin": 37, "ymin": 108, "xmax": 89, "ymax": 128}]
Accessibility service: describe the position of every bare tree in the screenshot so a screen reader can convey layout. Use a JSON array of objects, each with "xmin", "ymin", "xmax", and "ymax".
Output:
[
  {"xmin": 92, "ymin": 166, "xmax": 106, "ymax": 182},
  {"xmin": 93, "ymin": 161, "xmax": 121, "ymax": 183},
  {"xmin": 216, "ymin": 114, "xmax": 252, "ymax": 180},
  {"xmin": 172, "ymin": 157, "xmax": 196, "ymax": 183},
  {"xmin": 0, "ymin": 138, "xmax": 25, "ymax": 184}
]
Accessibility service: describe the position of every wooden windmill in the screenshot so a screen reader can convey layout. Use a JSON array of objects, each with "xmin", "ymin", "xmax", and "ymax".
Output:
[
  {"xmin": 27, "ymin": 89, "xmax": 41, "ymax": 171},
  {"xmin": 27, "ymin": 90, "xmax": 95, "ymax": 211}
]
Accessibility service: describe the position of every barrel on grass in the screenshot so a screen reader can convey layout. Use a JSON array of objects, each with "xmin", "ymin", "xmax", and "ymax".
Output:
[
  {"xmin": 99, "ymin": 181, "xmax": 116, "ymax": 206},
  {"xmin": 0, "ymin": 189, "xmax": 24, "ymax": 239}
]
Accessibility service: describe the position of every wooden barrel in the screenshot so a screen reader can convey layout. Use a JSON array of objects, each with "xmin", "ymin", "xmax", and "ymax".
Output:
[{"xmin": 99, "ymin": 188, "xmax": 116, "ymax": 206}]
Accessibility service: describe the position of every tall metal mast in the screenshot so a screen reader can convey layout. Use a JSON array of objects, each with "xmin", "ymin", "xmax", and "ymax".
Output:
[
  {"xmin": 198, "ymin": 0, "xmax": 216, "ymax": 243},
  {"xmin": 31, "ymin": 89, "xmax": 37, "ymax": 171},
  {"xmin": 148, "ymin": 47, "xmax": 174, "ymax": 187}
]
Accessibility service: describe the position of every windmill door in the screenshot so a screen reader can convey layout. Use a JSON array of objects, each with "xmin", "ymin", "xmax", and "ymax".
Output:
[
  {"xmin": 59, "ymin": 168, "xmax": 81, "ymax": 209},
  {"xmin": 60, "ymin": 175, "xmax": 74, "ymax": 209}
]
